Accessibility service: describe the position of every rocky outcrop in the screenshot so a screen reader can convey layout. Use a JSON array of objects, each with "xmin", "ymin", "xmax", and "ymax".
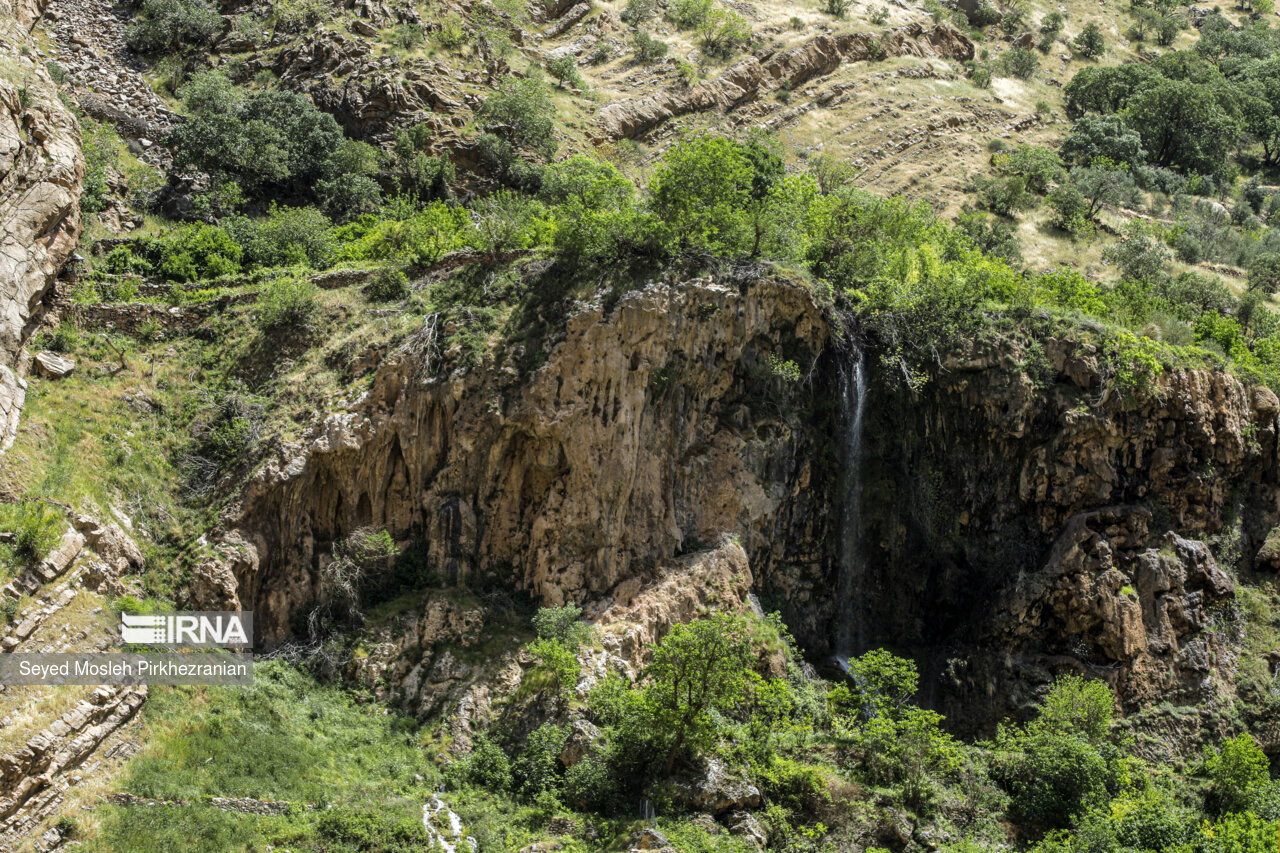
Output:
[
  {"xmin": 211, "ymin": 274, "xmax": 830, "ymax": 643},
  {"xmin": 0, "ymin": 0, "xmax": 84, "ymax": 449},
  {"xmin": 197, "ymin": 267, "xmax": 1280, "ymax": 736},
  {"xmin": 595, "ymin": 23, "xmax": 974, "ymax": 140}
]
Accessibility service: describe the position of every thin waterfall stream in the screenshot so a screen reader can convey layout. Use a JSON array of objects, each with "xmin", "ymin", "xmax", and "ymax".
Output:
[{"xmin": 833, "ymin": 341, "xmax": 869, "ymax": 670}]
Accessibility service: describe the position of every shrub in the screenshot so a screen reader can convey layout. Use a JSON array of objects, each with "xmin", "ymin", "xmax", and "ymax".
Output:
[
  {"xmin": 1032, "ymin": 675, "xmax": 1114, "ymax": 743},
  {"xmin": 255, "ymin": 275, "xmax": 319, "ymax": 330},
  {"xmin": 334, "ymin": 202, "xmax": 472, "ymax": 266},
  {"xmin": 452, "ymin": 735, "xmax": 512, "ymax": 791},
  {"xmin": 231, "ymin": 205, "xmax": 335, "ymax": 269},
  {"xmin": 169, "ymin": 73, "xmax": 345, "ymax": 197},
  {"xmin": 10, "ymin": 501, "xmax": 63, "ymax": 565},
  {"xmin": 81, "ymin": 118, "xmax": 121, "ymax": 214},
  {"xmin": 1249, "ymin": 253, "xmax": 1280, "ymax": 294},
  {"xmin": 1007, "ymin": 731, "xmax": 1111, "ymax": 830},
  {"xmin": 631, "ymin": 29, "xmax": 669, "ymax": 62},
  {"xmin": 1060, "ymin": 115, "xmax": 1146, "ymax": 167},
  {"xmin": 37, "ymin": 321, "xmax": 81, "ymax": 353},
  {"xmin": 992, "ymin": 144, "xmax": 1065, "ymax": 194},
  {"xmin": 1204, "ymin": 734, "xmax": 1269, "ymax": 814},
  {"xmin": 973, "ymin": 175, "xmax": 1034, "ymax": 217},
  {"xmin": 666, "ymin": 0, "xmax": 713, "ymax": 27},
  {"xmin": 1002, "ymin": 46, "xmax": 1040, "ymax": 79},
  {"xmin": 514, "ymin": 723, "xmax": 568, "ymax": 802},
  {"xmin": 698, "ymin": 9, "xmax": 752, "ymax": 57},
  {"xmin": 478, "ymin": 73, "xmax": 557, "ymax": 158},
  {"xmin": 547, "ymin": 54, "xmax": 584, "ymax": 89},
  {"xmin": 139, "ymin": 223, "xmax": 242, "ymax": 283},
  {"xmin": 620, "ymin": 0, "xmax": 655, "ymax": 26},
  {"xmin": 126, "ymin": 0, "xmax": 221, "ymax": 53},
  {"xmin": 824, "ymin": 0, "xmax": 852, "ymax": 17},
  {"xmin": 364, "ymin": 268, "xmax": 410, "ymax": 302},
  {"xmin": 532, "ymin": 603, "xmax": 593, "ymax": 645}
]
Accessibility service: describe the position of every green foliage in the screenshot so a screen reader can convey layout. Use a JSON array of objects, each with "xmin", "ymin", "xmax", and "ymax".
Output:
[
  {"xmin": 514, "ymin": 723, "xmax": 568, "ymax": 802},
  {"xmin": 992, "ymin": 144, "xmax": 1065, "ymax": 194},
  {"xmin": 532, "ymin": 603, "xmax": 592, "ymax": 646},
  {"xmin": 1060, "ymin": 115, "xmax": 1146, "ymax": 166},
  {"xmin": 1031, "ymin": 675, "xmax": 1114, "ymax": 743},
  {"xmin": 169, "ymin": 72, "xmax": 345, "ymax": 198},
  {"xmin": 255, "ymin": 275, "xmax": 319, "ymax": 331},
  {"xmin": 129, "ymin": 223, "xmax": 243, "ymax": 282},
  {"xmin": 698, "ymin": 9, "xmax": 752, "ymax": 57},
  {"xmin": 644, "ymin": 612, "xmax": 756, "ymax": 772},
  {"xmin": 824, "ymin": 0, "xmax": 852, "ymax": 17},
  {"xmin": 364, "ymin": 268, "xmax": 410, "ymax": 302},
  {"xmin": 620, "ymin": 0, "xmax": 656, "ymax": 25},
  {"xmin": 632, "ymin": 29, "xmax": 670, "ymax": 62},
  {"xmin": 478, "ymin": 74, "xmax": 557, "ymax": 159},
  {"xmin": 1072, "ymin": 21, "xmax": 1107, "ymax": 58},
  {"xmin": 1249, "ymin": 252, "xmax": 1280, "ymax": 294},
  {"xmin": 126, "ymin": 0, "xmax": 221, "ymax": 53},
  {"xmin": 1002, "ymin": 46, "xmax": 1041, "ymax": 79},
  {"xmin": 334, "ymin": 202, "xmax": 472, "ymax": 266},
  {"xmin": 2, "ymin": 500, "xmax": 63, "ymax": 565},
  {"xmin": 666, "ymin": 0, "xmax": 714, "ymax": 28},
  {"xmin": 1204, "ymin": 734, "xmax": 1270, "ymax": 814},
  {"xmin": 547, "ymin": 55, "xmax": 584, "ymax": 90},
  {"xmin": 81, "ymin": 117, "xmax": 121, "ymax": 214},
  {"xmin": 452, "ymin": 734, "xmax": 513, "ymax": 791},
  {"xmin": 229, "ymin": 205, "xmax": 335, "ymax": 270}
]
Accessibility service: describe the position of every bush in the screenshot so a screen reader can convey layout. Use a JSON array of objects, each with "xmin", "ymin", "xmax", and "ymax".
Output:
[
  {"xmin": 547, "ymin": 55, "xmax": 584, "ymax": 89},
  {"xmin": 364, "ymin": 268, "xmax": 410, "ymax": 302},
  {"xmin": 452, "ymin": 735, "xmax": 512, "ymax": 791},
  {"xmin": 1032, "ymin": 675, "xmax": 1114, "ymax": 743},
  {"xmin": 169, "ymin": 73, "xmax": 345, "ymax": 198},
  {"xmin": 1249, "ymin": 253, "xmax": 1280, "ymax": 294},
  {"xmin": 698, "ymin": 9, "xmax": 752, "ymax": 57},
  {"xmin": 514, "ymin": 723, "xmax": 568, "ymax": 802},
  {"xmin": 632, "ymin": 29, "xmax": 669, "ymax": 62},
  {"xmin": 81, "ymin": 118, "xmax": 121, "ymax": 214},
  {"xmin": 126, "ymin": 0, "xmax": 221, "ymax": 53},
  {"xmin": 1007, "ymin": 731, "xmax": 1111, "ymax": 831},
  {"xmin": 620, "ymin": 0, "xmax": 656, "ymax": 25},
  {"xmin": 992, "ymin": 144, "xmax": 1065, "ymax": 194},
  {"xmin": 1204, "ymin": 734, "xmax": 1270, "ymax": 814},
  {"xmin": 138, "ymin": 223, "xmax": 242, "ymax": 283},
  {"xmin": 478, "ymin": 74, "xmax": 557, "ymax": 159},
  {"xmin": 231, "ymin": 205, "xmax": 335, "ymax": 269},
  {"xmin": 1060, "ymin": 115, "xmax": 1146, "ymax": 167},
  {"xmin": 1002, "ymin": 46, "xmax": 1040, "ymax": 79},
  {"xmin": 255, "ymin": 275, "xmax": 319, "ymax": 330},
  {"xmin": 824, "ymin": 0, "xmax": 852, "ymax": 17},
  {"xmin": 973, "ymin": 175, "xmax": 1034, "ymax": 216},
  {"xmin": 9, "ymin": 501, "xmax": 63, "ymax": 565},
  {"xmin": 666, "ymin": 0, "xmax": 713, "ymax": 27}
]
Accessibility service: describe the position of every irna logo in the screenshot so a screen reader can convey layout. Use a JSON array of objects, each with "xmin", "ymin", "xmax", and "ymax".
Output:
[{"xmin": 119, "ymin": 612, "xmax": 253, "ymax": 649}]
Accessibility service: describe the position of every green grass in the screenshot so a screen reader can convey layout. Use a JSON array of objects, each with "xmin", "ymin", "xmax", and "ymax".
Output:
[{"xmin": 83, "ymin": 660, "xmax": 441, "ymax": 852}]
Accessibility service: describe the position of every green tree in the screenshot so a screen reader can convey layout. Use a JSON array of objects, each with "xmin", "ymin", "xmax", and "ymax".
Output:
[
  {"xmin": 126, "ymin": 0, "xmax": 221, "ymax": 53},
  {"xmin": 1032, "ymin": 675, "xmax": 1114, "ymax": 743},
  {"xmin": 1060, "ymin": 115, "xmax": 1146, "ymax": 166},
  {"xmin": 1072, "ymin": 22, "xmax": 1107, "ymax": 58},
  {"xmin": 649, "ymin": 135, "xmax": 755, "ymax": 255},
  {"xmin": 1122, "ymin": 79, "xmax": 1240, "ymax": 177},
  {"xmin": 642, "ymin": 612, "xmax": 755, "ymax": 772},
  {"xmin": 1205, "ymin": 734, "xmax": 1270, "ymax": 814},
  {"xmin": 1249, "ymin": 253, "xmax": 1280, "ymax": 294},
  {"xmin": 478, "ymin": 73, "xmax": 558, "ymax": 158}
]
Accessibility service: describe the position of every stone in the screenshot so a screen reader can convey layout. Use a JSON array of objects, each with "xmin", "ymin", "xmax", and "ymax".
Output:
[
  {"xmin": 675, "ymin": 758, "xmax": 762, "ymax": 814},
  {"xmin": 725, "ymin": 811, "xmax": 768, "ymax": 848},
  {"xmin": 32, "ymin": 352, "xmax": 74, "ymax": 379},
  {"xmin": 559, "ymin": 719, "xmax": 601, "ymax": 768}
]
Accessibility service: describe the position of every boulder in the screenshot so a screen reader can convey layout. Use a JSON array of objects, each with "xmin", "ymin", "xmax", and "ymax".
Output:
[
  {"xmin": 33, "ymin": 351, "xmax": 74, "ymax": 378},
  {"xmin": 675, "ymin": 758, "xmax": 762, "ymax": 814},
  {"xmin": 559, "ymin": 719, "xmax": 601, "ymax": 768}
]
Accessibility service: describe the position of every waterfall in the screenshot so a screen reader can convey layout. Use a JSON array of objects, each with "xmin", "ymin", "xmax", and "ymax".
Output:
[{"xmin": 833, "ymin": 343, "xmax": 869, "ymax": 663}]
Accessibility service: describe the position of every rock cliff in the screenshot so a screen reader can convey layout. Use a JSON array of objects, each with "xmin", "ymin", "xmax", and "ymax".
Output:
[
  {"xmin": 0, "ymin": 0, "xmax": 84, "ymax": 449},
  {"xmin": 197, "ymin": 272, "xmax": 1280, "ymax": 738}
]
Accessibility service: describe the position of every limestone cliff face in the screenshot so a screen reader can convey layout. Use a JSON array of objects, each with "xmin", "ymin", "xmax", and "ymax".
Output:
[
  {"xmin": 846, "ymin": 338, "xmax": 1278, "ymax": 735},
  {"xmin": 203, "ymin": 275, "xmax": 833, "ymax": 642},
  {"xmin": 199, "ymin": 274, "xmax": 1280, "ymax": 739},
  {"xmin": 0, "ymin": 0, "xmax": 84, "ymax": 448}
]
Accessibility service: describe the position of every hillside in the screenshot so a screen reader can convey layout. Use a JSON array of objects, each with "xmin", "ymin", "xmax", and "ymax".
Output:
[{"xmin": 2, "ymin": 0, "xmax": 1280, "ymax": 848}]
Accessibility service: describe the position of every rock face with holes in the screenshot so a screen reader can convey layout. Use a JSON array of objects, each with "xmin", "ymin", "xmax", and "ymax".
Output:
[{"xmin": 0, "ymin": 0, "xmax": 84, "ymax": 449}]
